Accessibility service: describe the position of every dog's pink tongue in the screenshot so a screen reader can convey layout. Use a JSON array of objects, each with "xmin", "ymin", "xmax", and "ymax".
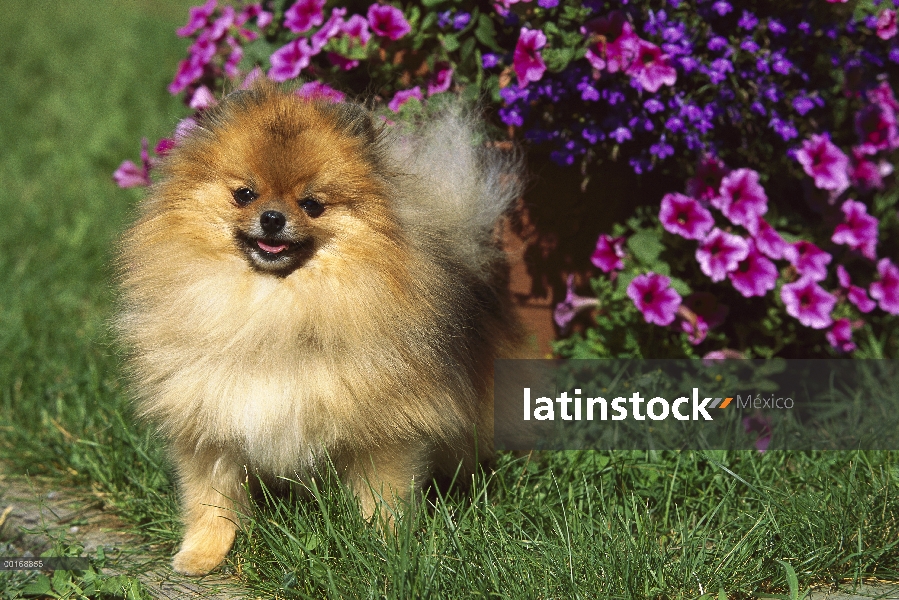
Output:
[{"xmin": 257, "ymin": 240, "xmax": 288, "ymax": 253}]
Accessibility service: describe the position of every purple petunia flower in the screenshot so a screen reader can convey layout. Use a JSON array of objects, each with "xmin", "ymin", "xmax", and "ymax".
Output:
[
  {"xmin": 877, "ymin": 9, "xmax": 898, "ymax": 39},
  {"xmin": 627, "ymin": 273, "xmax": 682, "ymax": 326},
  {"xmin": 781, "ymin": 277, "xmax": 836, "ymax": 329},
  {"xmin": 367, "ymin": 4, "xmax": 411, "ymax": 41},
  {"xmin": 753, "ymin": 220, "xmax": 793, "ymax": 261},
  {"xmin": 832, "ymin": 199, "xmax": 879, "ymax": 260},
  {"xmin": 696, "ymin": 228, "xmax": 750, "ymax": 282},
  {"xmin": 837, "ymin": 265, "xmax": 876, "ymax": 313},
  {"xmin": 388, "ymin": 86, "xmax": 423, "ymax": 112},
  {"xmin": 311, "ymin": 7, "xmax": 347, "ymax": 52},
  {"xmin": 826, "ymin": 318, "xmax": 857, "ymax": 353},
  {"xmin": 296, "ymin": 81, "xmax": 345, "ymax": 103},
  {"xmin": 789, "ymin": 241, "xmax": 832, "ymax": 281},
  {"xmin": 177, "ymin": 0, "xmax": 217, "ymax": 37},
  {"xmin": 729, "ymin": 240, "xmax": 778, "ymax": 297},
  {"xmin": 427, "ymin": 63, "xmax": 453, "ymax": 95},
  {"xmin": 713, "ymin": 168, "xmax": 768, "ymax": 236},
  {"xmin": 342, "ymin": 14, "xmax": 371, "ymax": 45},
  {"xmin": 795, "ymin": 133, "xmax": 850, "ymax": 192},
  {"xmin": 513, "ymin": 27, "xmax": 547, "ymax": 87},
  {"xmin": 626, "ymin": 40, "xmax": 677, "ymax": 92},
  {"xmin": 591, "ymin": 234, "xmax": 626, "ymax": 272},
  {"xmin": 870, "ymin": 258, "xmax": 899, "ymax": 314},
  {"xmin": 659, "ymin": 193, "xmax": 714, "ymax": 240},
  {"xmin": 268, "ymin": 38, "xmax": 313, "ymax": 82},
  {"xmin": 554, "ymin": 275, "xmax": 599, "ymax": 329},
  {"xmin": 284, "ymin": 0, "xmax": 325, "ymax": 33},
  {"xmin": 113, "ymin": 138, "xmax": 152, "ymax": 188}
]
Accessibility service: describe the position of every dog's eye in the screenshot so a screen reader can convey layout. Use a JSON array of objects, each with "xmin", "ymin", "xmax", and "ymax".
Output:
[
  {"xmin": 232, "ymin": 187, "xmax": 258, "ymax": 206},
  {"xmin": 299, "ymin": 197, "xmax": 325, "ymax": 218}
]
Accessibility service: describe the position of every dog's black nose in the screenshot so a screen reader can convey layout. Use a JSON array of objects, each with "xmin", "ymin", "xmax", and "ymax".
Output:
[{"xmin": 260, "ymin": 210, "xmax": 286, "ymax": 234}]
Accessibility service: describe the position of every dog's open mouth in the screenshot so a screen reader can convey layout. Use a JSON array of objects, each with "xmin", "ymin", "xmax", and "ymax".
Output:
[{"xmin": 236, "ymin": 233, "xmax": 314, "ymax": 275}]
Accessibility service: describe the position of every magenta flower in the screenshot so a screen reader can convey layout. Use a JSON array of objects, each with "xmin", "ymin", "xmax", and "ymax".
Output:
[
  {"xmin": 728, "ymin": 240, "xmax": 778, "ymax": 298},
  {"xmin": 604, "ymin": 22, "xmax": 641, "ymax": 74},
  {"xmin": 753, "ymin": 220, "xmax": 793, "ymax": 261},
  {"xmin": 627, "ymin": 273, "xmax": 682, "ymax": 326},
  {"xmin": 296, "ymin": 81, "xmax": 346, "ymax": 103},
  {"xmin": 427, "ymin": 63, "xmax": 454, "ymax": 95},
  {"xmin": 113, "ymin": 138, "xmax": 152, "ymax": 188},
  {"xmin": 590, "ymin": 234, "xmax": 626, "ymax": 273},
  {"xmin": 328, "ymin": 53, "xmax": 359, "ymax": 71},
  {"xmin": 625, "ymin": 39, "xmax": 677, "ymax": 93},
  {"xmin": 342, "ymin": 14, "xmax": 371, "ymax": 45},
  {"xmin": 837, "ymin": 265, "xmax": 876, "ymax": 313},
  {"xmin": 849, "ymin": 148, "xmax": 889, "ymax": 191},
  {"xmin": 781, "ymin": 277, "xmax": 836, "ymax": 329},
  {"xmin": 795, "ymin": 133, "xmax": 850, "ymax": 192},
  {"xmin": 713, "ymin": 168, "xmax": 768, "ymax": 235},
  {"xmin": 832, "ymin": 199, "xmax": 878, "ymax": 260},
  {"xmin": 679, "ymin": 311, "xmax": 709, "ymax": 345},
  {"xmin": 743, "ymin": 414, "xmax": 772, "ymax": 453},
  {"xmin": 789, "ymin": 241, "xmax": 832, "ymax": 281},
  {"xmin": 388, "ymin": 86, "xmax": 423, "ymax": 112},
  {"xmin": 686, "ymin": 155, "xmax": 730, "ymax": 202},
  {"xmin": 826, "ymin": 318, "xmax": 857, "ymax": 353},
  {"xmin": 168, "ymin": 55, "xmax": 206, "ymax": 94},
  {"xmin": 659, "ymin": 193, "xmax": 714, "ymax": 240},
  {"xmin": 238, "ymin": 4, "xmax": 272, "ymax": 30},
  {"xmin": 188, "ymin": 85, "xmax": 216, "ymax": 110},
  {"xmin": 855, "ymin": 102, "xmax": 899, "ymax": 155},
  {"xmin": 284, "ymin": 0, "xmax": 325, "ymax": 33},
  {"xmin": 696, "ymin": 228, "xmax": 750, "ymax": 282},
  {"xmin": 311, "ymin": 7, "xmax": 346, "ymax": 51},
  {"xmin": 367, "ymin": 4, "xmax": 411, "ymax": 41},
  {"xmin": 554, "ymin": 275, "xmax": 599, "ymax": 329},
  {"xmin": 870, "ymin": 258, "xmax": 899, "ymax": 314},
  {"xmin": 513, "ymin": 27, "xmax": 547, "ymax": 87},
  {"xmin": 177, "ymin": 0, "xmax": 217, "ymax": 37},
  {"xmin": 877, "ymin": 9, "xmax": 897, "ymax": 40},
  {"xmin": 268, "ymin": 38, "xmax": 314, "ymax": 82}
]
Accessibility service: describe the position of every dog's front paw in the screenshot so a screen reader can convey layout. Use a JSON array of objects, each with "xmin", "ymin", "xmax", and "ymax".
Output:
[{"xmin": 171, "ymin": 547, "xmax": 228, "ymax": 577}]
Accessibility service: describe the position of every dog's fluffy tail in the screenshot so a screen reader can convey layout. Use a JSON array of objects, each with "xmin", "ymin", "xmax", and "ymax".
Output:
[{"xmin": 386, "ymin": 106, "xmax": 524, "ymax": 278}]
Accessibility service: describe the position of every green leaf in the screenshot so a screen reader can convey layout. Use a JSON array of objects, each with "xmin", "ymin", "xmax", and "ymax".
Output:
[
  {"xmin": 627, "ymin": 229, "xmax": 664, "ymax": 266},
  {"xmin": 421, "ymin": 0, "xmax": 448, "ymax": 6},
  {"xmin": 475, "ymin": 14, "xmax": 502, "ymax": 51},
  {"xmin": 668, "ymin": 277, "xmax": 692, "ymax": 296},
  {"xmin": 542, "ymin": 47, "xmax": 576, "ymax": 73},
  {"xmin": 775, "ymin": 559, "xmax": 802, "ymax": 600},
  {"xmin": 460, "ymin": 37, "xmax": 476, "ymax": 62},
  {"xmin": 22, "ymin": 574, "xmax": 53, "ymax": 596},
  {"xmin": 442, "ymin": 33, "xmax": 460, "ymax": 52}
]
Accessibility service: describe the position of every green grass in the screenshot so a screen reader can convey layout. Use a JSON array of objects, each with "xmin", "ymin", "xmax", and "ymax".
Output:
[{"xmin": 1, "ymin": 2, "xmax": 898, "ymax": 598}]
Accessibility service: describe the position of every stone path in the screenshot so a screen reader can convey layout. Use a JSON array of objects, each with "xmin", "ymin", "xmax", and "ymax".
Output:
[{"xmin": 0, "ymin": 467, "xmax": 248, "ymax": 599}]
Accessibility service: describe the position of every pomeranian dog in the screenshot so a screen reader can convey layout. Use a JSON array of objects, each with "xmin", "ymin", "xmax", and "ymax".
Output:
[{"xmin": 116, "ymin": 81, "xmax": 527, "ymax": 576}]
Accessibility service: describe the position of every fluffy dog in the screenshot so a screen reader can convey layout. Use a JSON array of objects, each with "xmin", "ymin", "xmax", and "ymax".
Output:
[{"xmin": 116, "ymin": 82, "xmax": 526, "ymax": 575}]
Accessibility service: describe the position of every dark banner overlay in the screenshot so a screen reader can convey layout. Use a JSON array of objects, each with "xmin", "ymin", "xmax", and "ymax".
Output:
[{"xmin": 494, "ymin": 359, "xmax": 899, "ymax": 451}]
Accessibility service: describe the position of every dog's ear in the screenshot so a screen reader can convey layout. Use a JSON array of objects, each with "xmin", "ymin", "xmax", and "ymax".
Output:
[{"xmin": 328, "ymin": 102, "xmax": 378, "ymax": 144}]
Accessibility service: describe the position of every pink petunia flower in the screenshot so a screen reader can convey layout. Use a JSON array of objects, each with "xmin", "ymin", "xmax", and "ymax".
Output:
[
  {"xmin": 388, "ymin": 86, "xmax": 423, "ymax": 112},
  {"xmin": 795, "ymin": 133, "xmax": 850, "ymax": 192},
  {"xmin": 869, "ymin": 257, "xmax": 899, "ymax": 314},
  {"xmin": 590, "ymin": 234, "xmax": 626, "ymax": 273},
  {"xmin": 849, "ymin": 147, "xmax": 890, "ymax": 190},
  {"xmin": 367, "ymin": 4, "xmax": 411, "ymax": 41},
  {"xmin": 753, "ymin": 220, "xmax": 793, "ymax": 261},
  {"xmin": 188, "ymin": 85, "xmax": 216, "ymax": 110},
  {"xmin": 553, "ymin": 275, "xmax": 599, "ymax": 329},
  {"xmin": 513, "ymin": 27, "xmax": 547, "ymax": 87},
  {"xmin": 113, "ymin": 138, "xmax": 152, "ymax": 188},
  {"xmin": 168, "ymin": 55, "xmax": 206, "ymax": 94},
  {"xmin": 837, "ymin": 265, "xmax": 876, "ymax": 313},
  {"xmin": 627, "ymin": 273, "xmax": 682, "ymax": 326},
  {"xmin": 855, "ymin": 102, "xmax": 899, "ymax": 155},
  {"xmin": 659, "ymin": 193, "xmax": 714, "ymax": 240},
  {"xmin": 296, "ymin": 81, "xmax": 346, "ymax": 103},
  {"xmin": 826, "ymin": 318, "xmax": 857, "ymax": 353},
  {"xmin": 328, "ymin": 53, "xmax": 359, "ymax": 71},
  {"xmin": 877, "ymin": 9, "xmax": 897, "ymax": 40},
  {"xmin": 831, "ymin": 199, "xmax": 878, "ymax": 260},
  {"xmin": 311, "ymin": 7, "xmax": 347, "ymax": 51},
  {"xmin": 342, "ymin": 14, "xmax": 371, "ymax": 45},
  {"xmin": 177, "ymin": 0, "xmax": 217, "ymax": 37},
  {"xmin": 427, "ymin": 62, "xmax": 454, "ymax": 95},
  {"xmin": 268, "ymin": 38, "xmax": 314, "ymax": 82},
  {"xmin": 686, "ymin": 155, "xmax": 730, "ymax": 202},
  {"xmin": 696, "ymin": 228, "xmax": 750, "ymax": 282},
  {"xmin": 238, "ymin": 4, "xmax": 273, "ymax": 29},
  {"xmin": 789, "ymin": 240, "xmax": 832, "ymax": 281},
  {"xmin": 625, "ymin": 39, "xmax": 677, "ymax": 93},
  {"xmin": 780, "ymin": 276, "xmax": 836, "ymax": 329},
  {"xmin": 728, "ymin": 240, "xmax": 778, "ymax": 298},
  {"xmin": 713, "ymin": 168, "xmax": 768, "ymax": 236},
  {"xmin": 284, "ymin": 0, "xmax": 326, "ymax": 33}
]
